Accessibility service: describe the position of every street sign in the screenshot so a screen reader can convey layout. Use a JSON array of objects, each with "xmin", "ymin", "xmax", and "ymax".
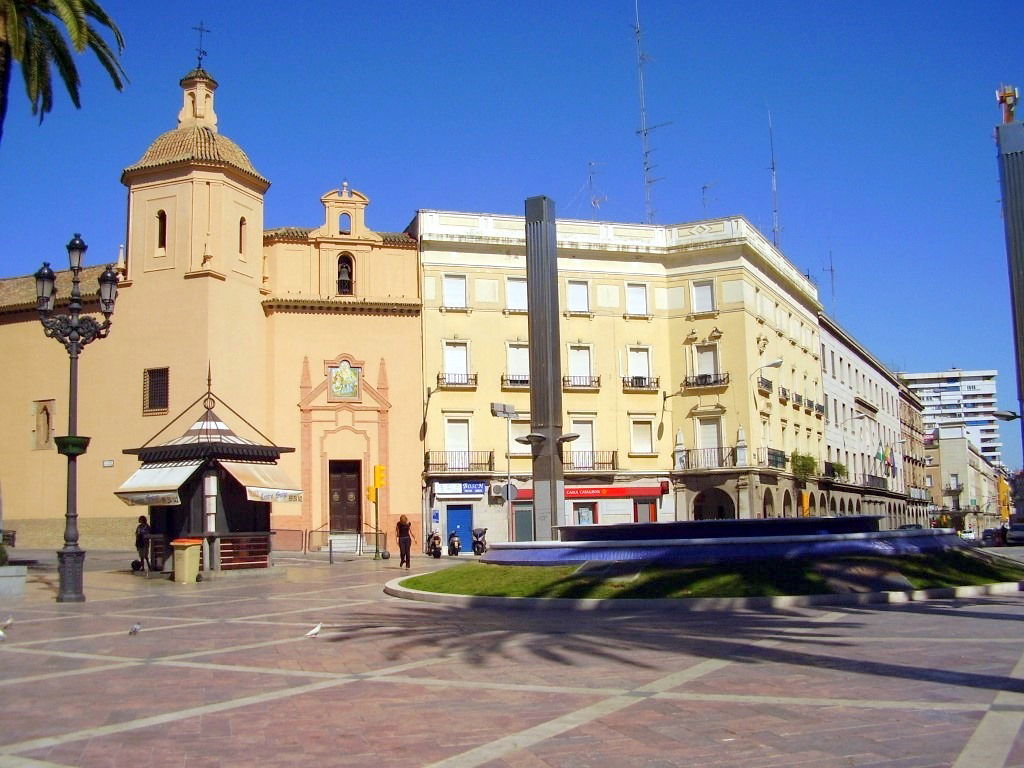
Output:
[{"xmin": 500, "ymin": 483, "xmax": 519, "ymax": 502}]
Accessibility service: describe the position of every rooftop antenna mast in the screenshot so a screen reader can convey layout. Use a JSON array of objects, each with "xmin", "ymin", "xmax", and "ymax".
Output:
[
  {"xmin": 587, "ymin": 161, "xmax": 607, "ymax": 219},
  {"xmin": 634, "ymin": 1, "xmax": 668, "ymax": 224},
  {"xmin": 701, "ymin": 181, "xmax": 716, "ymax": 215},
  {"xmin": 824, "ymin": 250, "xmax": 837, "ymax": 315},
  {"xmin": 768, "ymin": 109, "xmax": 781, "ymax": 248}
]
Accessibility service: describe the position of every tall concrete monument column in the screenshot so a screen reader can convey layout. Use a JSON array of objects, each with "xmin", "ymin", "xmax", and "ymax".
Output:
[
  {"xmin": 524, "ymin": 196, "xmax": 571, "ymax": 540},
  {"xmin": 997, "ymin": 86, "xmax": 1024, "ymax": 458}
]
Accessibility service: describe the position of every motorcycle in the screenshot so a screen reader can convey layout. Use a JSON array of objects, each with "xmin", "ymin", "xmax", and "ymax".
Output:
[
  {"xmin": 471, "ymin": 527, "xmax": 488, "ymax": 556},
  {"xmin": 447, "ymin": 530, "xmax": 462, "ymax": 556},
  {"xmin": 425, "ymin": 530, "xmax": 442, "ymax": 559}
]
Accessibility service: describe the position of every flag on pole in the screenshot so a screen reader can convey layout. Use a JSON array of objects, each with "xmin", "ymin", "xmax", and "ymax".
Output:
[{"xmin": 876, "ymin": 442, "xmax": 884, "ymax": 461}]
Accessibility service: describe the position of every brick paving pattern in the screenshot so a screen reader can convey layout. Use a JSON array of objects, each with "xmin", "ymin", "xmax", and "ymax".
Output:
[{"xmin": 1, "ymin": 552, "xmax": 1024, "ymax": 767}]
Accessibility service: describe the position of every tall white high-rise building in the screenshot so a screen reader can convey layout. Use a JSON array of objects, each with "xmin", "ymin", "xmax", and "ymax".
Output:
[{"xmin": 900, "ymin": 369, "xmax": 1002, "ymax": 466}]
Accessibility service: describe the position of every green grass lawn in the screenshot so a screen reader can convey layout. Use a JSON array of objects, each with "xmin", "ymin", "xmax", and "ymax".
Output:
[{"xmin": 401, "ymin": 551, "xmax": 1024, "ymax": 600}]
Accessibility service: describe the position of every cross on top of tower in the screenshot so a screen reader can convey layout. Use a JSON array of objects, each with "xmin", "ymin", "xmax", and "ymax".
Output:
[{"xmin": 192, "ymin": 21, "xmax": 211, "ymax": 69}]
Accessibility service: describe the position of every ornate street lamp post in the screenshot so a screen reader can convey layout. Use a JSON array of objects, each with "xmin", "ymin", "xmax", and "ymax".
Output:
[{"xmin": 34, "ymin": 234, "xmax": 119, "ymax": 602}]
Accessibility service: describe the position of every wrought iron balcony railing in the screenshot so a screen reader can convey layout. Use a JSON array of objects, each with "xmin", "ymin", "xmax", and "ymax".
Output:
[
  {"xmin": 864, "ymin": 474, "xmax": 888, "ymax": 490},
  {"xmin": 756, "ymin": 447, "xmax": 788, "ymax": 469},
  {"xmin": 779, "ymin": 386, "xmax": 790, "ymax": 401},
  {"xmin": 676, "ymin": 447, "xmax": 738, "ymax": 470},
  {"xmin": 563, "ymin": 451, "xmax": 618, "ymax": 471},
  {"xmin": 563, "ymin": 375, "xmax": 601, "ymax": 390},
  {"xmin": 437, "ymin": 372, "xmax": 478, "ymax": 388},
  {"xmin": 621, "ymin": 375, "xmax": 659, "ymax": 391},
  {"xmin": 501, "ymin": 373, "xmax": 530, "ymax": 388},
  {"xmin": 425, "ymin": 451, "xmax": 494, "ymax": 472},
  {"xmin": 757, "ymin": 377, "xmax": 773, "ymax": 393},
  {"xmin": 684, "ymin": 372, "xmax": 729, "ymax": 389},
  {"xmin": 793, "ymin": 393, "xmax": 803, "ymax": 406}
]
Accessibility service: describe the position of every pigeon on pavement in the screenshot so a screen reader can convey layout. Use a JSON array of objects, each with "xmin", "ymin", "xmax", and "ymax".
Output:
[
  {"xmin": 128, "ymin": 623, "xmax": 142, "ymax": 636},
  {"xmin": 305, "ymin": 622, "xmax": 322, "ymax": 638}
]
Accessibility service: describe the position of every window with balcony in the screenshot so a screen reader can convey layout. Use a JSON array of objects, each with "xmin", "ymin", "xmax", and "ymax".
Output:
[
  {"xmin": 692, "ymin": 280, "xmax": 715, "ymax": 314},
  {"xmin": 565, "ymin": 345, "xmax": 598, "ymax": 388},
  {"xmin": 686, "ymin": 344, "xmax": 727, "ymax": 387},
  {"xmin": 624, "ymin": 347, "xmax": 656, "ymax": 390},
  {"xmin": 566, "ymin": 418, "xmax": 604, "ymax": 470},
  {"xmin": 442, "ymin": 274, "xmax": 467, "ymax": 309},
  {"xmin": 444, "ymin": 417, "xmax": 471, "ymax": 470},
  {"xmin": 506, "ymin": 277, "xmax": 527, "ymax": 312},
  {"xmin": 439, "ymin": 341, "xmax": 475, "ymax": 387},
  {"xmin": 567, "ymin": 280, "xmax": 590, "ymax": 313},
  {"xmin": 504, "ymin": 343, "xmax": 530, "ymax": 388},
  {"xmin": 625, "ymin": 283, "xmax": 648, "ymax": 316}
]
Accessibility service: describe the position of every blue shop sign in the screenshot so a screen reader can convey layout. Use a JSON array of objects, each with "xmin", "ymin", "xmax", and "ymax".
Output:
[{"xmin": 462, "ymin": 482, "xmax": 487, "ymax": 494}]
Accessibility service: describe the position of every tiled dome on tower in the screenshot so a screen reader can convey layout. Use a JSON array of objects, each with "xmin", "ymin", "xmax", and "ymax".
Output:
[{"xmin": 121, "ymin": 68, "xmax": 268, "ymax": 188}]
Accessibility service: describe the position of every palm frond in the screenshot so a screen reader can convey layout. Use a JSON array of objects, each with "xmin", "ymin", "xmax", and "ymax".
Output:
[
  {"xmin": 46, "ymin": 0, "xmax": 88, "ymax": 51},
  {"xmin": 81, "ymin": 0, "xmax": 123, "ymax": 51},
  {"xmin": 1, "ymin": 0, "xmax": 124, "ymax": 140},
  {"xmin": 84, "ymin": 25, "xmax": 125, "ymax": 88},
  {"xmin": 38, "ymin": 15, "xmax": 80, "ymax": 107}
]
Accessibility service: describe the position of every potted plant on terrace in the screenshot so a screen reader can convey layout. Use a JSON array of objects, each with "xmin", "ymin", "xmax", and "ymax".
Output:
[{"xmin": 790, "ymin": 452, "xmax": 818, "ymax": 482}]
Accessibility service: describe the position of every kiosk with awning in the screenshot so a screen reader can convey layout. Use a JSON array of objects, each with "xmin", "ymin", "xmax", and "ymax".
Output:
[{"xmin": 115, "ymin": 390, "xmax": 301, "ymax": 573}]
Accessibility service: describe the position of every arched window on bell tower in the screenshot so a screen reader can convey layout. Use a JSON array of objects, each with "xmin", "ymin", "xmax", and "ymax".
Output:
[
  {"xmin": 238, "ymin": 216, "xmax": 247, "ymax": 256},
  {"xmin": 337, "ymin": 253, "xmax": 354, "ymax": 295},
  {"xmin": 339, "ymin": 212, "xmax": 351, "ymax": 236},
  {"xmin": 156, "ymin": 210, "xmax": 167, "ymax": 251}
]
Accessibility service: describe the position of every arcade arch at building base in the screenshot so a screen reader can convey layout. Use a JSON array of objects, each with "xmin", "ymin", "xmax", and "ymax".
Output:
[{"xmin": 671, "ymin": 470, "xmax": 921, "ymax": 528}]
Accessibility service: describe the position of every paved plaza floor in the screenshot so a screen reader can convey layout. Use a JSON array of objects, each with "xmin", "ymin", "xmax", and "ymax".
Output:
[{"xmin": 2, "ymin": 550, "xmax": 1024, "ymax": 767}]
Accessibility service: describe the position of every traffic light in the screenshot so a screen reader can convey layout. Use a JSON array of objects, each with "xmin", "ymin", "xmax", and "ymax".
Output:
[
  {"xmin": 366, "ymin": 486, "xmax": 377, "ymax": 503},
  {"xmin": 373, "ymin": 464, "xmax": 386, "ymax": 488}
]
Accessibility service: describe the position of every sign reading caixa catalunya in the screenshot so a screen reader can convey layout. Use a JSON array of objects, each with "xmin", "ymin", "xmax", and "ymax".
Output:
[{"xmin": 514, "ymin": 485, "xmax": 666, "ymax": 500}]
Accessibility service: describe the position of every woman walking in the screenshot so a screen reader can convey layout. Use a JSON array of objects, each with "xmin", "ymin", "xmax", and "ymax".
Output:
[{"xmin": 396, "ymin": 514, "xmax": 416, "ymax": 568}]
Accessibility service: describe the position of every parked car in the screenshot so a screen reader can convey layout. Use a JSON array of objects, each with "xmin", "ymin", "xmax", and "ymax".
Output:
[
  {"xmin": 981, "ymin": 528, "xmax": 999, "ymax": 547},
  {"xmin": 959, "ymin": 529, "xmax": 977, "ymax": 541},
  {"xmin": 1006, "ymin": 524, "xmax": 1024, "ymax": 546},
  {"xmin": 897, "ymin": 523, "xmax": 923, "ymax": 530}
]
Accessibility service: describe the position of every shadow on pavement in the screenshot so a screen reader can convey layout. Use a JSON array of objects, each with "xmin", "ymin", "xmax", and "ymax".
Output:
[{"xmin": 323, "ymin": 598, "xmax": 1024, "ymax": 696}]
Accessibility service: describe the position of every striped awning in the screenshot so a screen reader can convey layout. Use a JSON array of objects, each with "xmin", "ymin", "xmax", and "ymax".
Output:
[
  {"xmin": 220, "ymin": 461, "xmax": 303, "ymax": 503},
  {"xmin": 114, "ymin": 460, "xmax": 203, "ymax": 506}
]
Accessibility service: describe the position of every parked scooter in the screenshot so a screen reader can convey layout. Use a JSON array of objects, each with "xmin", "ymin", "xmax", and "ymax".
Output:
[
  {"xmin": 447, "ymin": 530, "xmax": 462, "ymax": 556},
  {"xmin": 471, "ymin": 527, "xmax": 488, "ymax": 556},
  {"xmin": 426, "ymin": 530, "xmax": 442, "ymax": 559}
]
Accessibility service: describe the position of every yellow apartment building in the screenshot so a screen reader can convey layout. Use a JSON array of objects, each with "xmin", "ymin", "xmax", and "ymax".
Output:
[{"xmin": 411, "ymin": 210, "xmax": 826, "ymax": 543}]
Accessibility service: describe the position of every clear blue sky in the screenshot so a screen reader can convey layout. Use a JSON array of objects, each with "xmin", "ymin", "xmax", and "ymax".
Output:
[{"xmin": 2, "ymin": 1, "xmax": 1022, "ymax": 466}]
